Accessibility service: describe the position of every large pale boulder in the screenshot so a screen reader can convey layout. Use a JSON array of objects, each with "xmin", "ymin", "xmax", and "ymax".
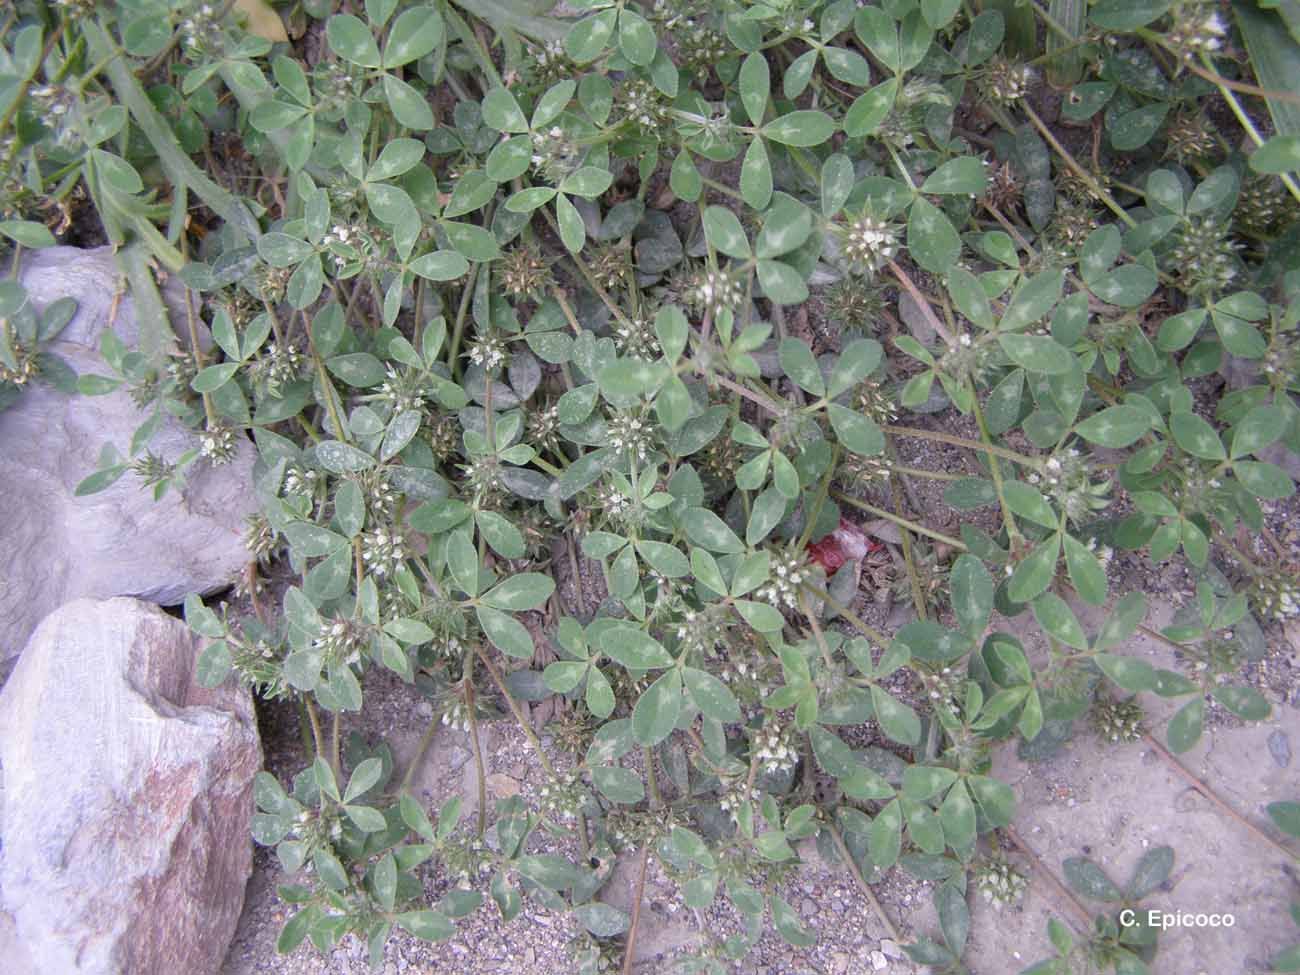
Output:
[
  {"xmin": 0, "ymin": 246, "xmax": 257, "ymax": 671},
  {"xmin": 0, "ymin": 597, "xmax": 262, "ymax": 974}
]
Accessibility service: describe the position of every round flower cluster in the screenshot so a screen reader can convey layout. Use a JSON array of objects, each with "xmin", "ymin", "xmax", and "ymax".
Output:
[
  {"xmin": 614, "ymin": 314, "xmax": 661, "ymax": 360},
  {"xmin": 467, "ymin": 331, "xmax": 507, "ymax": 372},
  {"xmin": 676, "ymin": 608, "xmax": 726, "ymax": 656},
  {"xmin": 1166, "ymin": 2, "xmax": 1228, "ymax": 58},
  {"xmin": 463, "ymin": 455, "xmax": 506, "ymax": 503},
  {"xmin": 0, "ymin": 340, "xmax": 37, "ymax": 386},
  {"xmin": 530, "ymin": 40, "xmax": 575, "ymax": 89},
  {"xmin": 426, "ymin": 412, "xmax": 460, "ymax": 461},
  {"xmin": 974, "ymin": 854, "xmax": 1029, "ymax": 909},
  {"xmin": 232, "ymin": 639, "xmax": 287, "ymax": 698},
  {"xmin": 244, "ymin": 513, "xmax": 277, "ymax": 562},
  {"xmin": 751, "ymin": 722, "xmax": 798, "ymax": 773},
  {"xmin": 530, "ymin": 126, "xmax": 583, "ymax": 183},
  {"xmin": 919, "ymin": 664, "xmax": 963, "ymax": 710},
  {"xmin": 312, "ymin": 61, "xmax": 360, "ymax": 114},
  {"xmin": 676, "ymin": 21, "xmax": 730, "ymax": 71},
  {"xmin": 587, "ymin": 244, "xmax": 631, "ymax": 294},
  {"xmin": 1168, "ymin": 456, "xmax": 1226, "ymax": 515},
  {"xmin": 594, "ymin": 481, "xmax": 633, "ymax": 524},
  {"xmin": 376, "ymin": 364, "xmax": 425, "ymax": 415},
  {"xmin": 256, "ymin": 265, "xmax": 293, "ymax": 305},
  {"xmin": 757, "ymin": 549, "xmax": 807, "ymax": 612},
  {"xmin": 166, "ymin": 353, "xmax": 198, "ymax": 394},
  {"xmin": 839, "ymin": 452, "xmax": 893, "ymax": 488},
  {"xmin": 1261, "ymin": 331, "xmax": 1300, "ymax": 387},
  {"xmin": 607, "ymin": 412, "xmax": 654, "ymax": 463},
  {"xmin": 253, "ymin": 342, "xmax": 303, "ymax": 396},
  {"xmin": 1237, "ymin": 176, "xmax": 1296, "ymax": 236},
  {"xmin": 178, "ymin": 2, "xmax": 226, "ymax": 57},
  {"xmin": 329, "ymin": 224, "xmax": 382, "ymax": 275},
  {"xmin": 856, "ymin": 380, "xmax": 899, "ymax": 425},
  {"xmin": 283, "ymin": 464, "xmax": 321, "ymax": 503},
  {"xmin": 361, "ymin": 528, "xmax": 406, "ymax": 579},
  {"xmin": 981, "ymin": 58, "xmax": 1035, "ymax": 105},
  {"xmin": 28, "ymin": 83, "xmax": 77, "ymax": 121},
  {"xmin": 617, "ymin": 79, "xmax": 670, "ymax": 131},
  {"xmin": 718, "ymin": 780, "xmax": 759, "ymax": 824},
  {"xmin": 1050, "ymin": 201, "xmax": 1101, "ymax": 251},
  {"xmin": 825, "ymin": 278, "xmax": 888, "ymax": 334},
  {"xmin": 840, "ymin": 212, "xmax": 899, "ymax": 274},
  {"xmin": 1092, "ymin": 695, "xmax": 1145, "ymax": 743},
  {"xmin": 286, "ymin": 806, "xmax": 342, "ymax": 861},
  {"xmin": 200, "ymin": 424, "xmax": 238, "ymax": 464},
  {"xmin": 537, "ymin": 771, "xmax": 586, "ymax": 823},
  {"xmin": 314, "ymin": 617, "xmax": 368, "ymax": 668},
  {"xmin": 498, "ymin": 243, "xmax": 551, "ymax": 301},
  {"xmin": 1169, "ymin": 217, "xmax": 1239, "ymax": 295},
  {"xmin": 355, "ymin": 469, "xmax": 397, "ymax": 521},
  {"xmin": 939, "ymin": 332, "xmax": 995, "ymax": 387},
  {"xmin": 1164, "ymin": 111, "xmax": 1218, "ymax": 163},
  {"xmin": 1027, "ymin": 448, "xmax": 1111, "ymax": 527},
  {"xmin": 132, "ymin": 451, "xmax": 176, "ymax": 489},
  {"xmin": 1245, "ymin": 571, "xmax": 1300, "ymax": 622},
  {"xmin": 441, "ymin": 697, "xmax": 472, "ymax": 733},
  {"xmin": 878, "ymin": 78, "xmax": 953, "ymax": 149},
  {"xmin": 690, "ymin": 267, "xmax": 745, "ymax": 317},
  {"xmin": 528, "ymin": 404, "xmax": 562, "ymax": 452},
  {"xmin": 441, "ymin": 833, "xmax": 493, "ymax": 885}
]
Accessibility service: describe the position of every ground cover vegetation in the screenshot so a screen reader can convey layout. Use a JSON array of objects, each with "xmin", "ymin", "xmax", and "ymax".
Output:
[{"xmin": 2, "ymin": 0, "xmax": 1300, "ymax": 971}]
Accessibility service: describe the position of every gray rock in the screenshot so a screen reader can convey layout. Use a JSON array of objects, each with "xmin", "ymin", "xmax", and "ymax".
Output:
[
  {"xmin": 0, "ymin": 247, "xmax": 256, "ymax": 672},
  {"xmin": 0, "ymin": 598, "xmax": 262, "ymax": 974},
  {"xmin": 1269, "ymin": 730, "xmax": 1291, "ymax": 768}
]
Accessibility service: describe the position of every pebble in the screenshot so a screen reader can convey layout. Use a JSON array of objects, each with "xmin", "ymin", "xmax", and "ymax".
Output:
[
  {"xmin": 870, "ymin": 949, "xmax": 889, "ymax": 970},
  {"xmin": 1269, "ymin": 730, "xmax": 1291, "ymax": 768},
  {"xmin": 880, "ymin": 938, "xmax": 902, "ymax": 958},
  {"xmin": 829, "ymin": 951, "xmax": 850, "ymax": 974}
]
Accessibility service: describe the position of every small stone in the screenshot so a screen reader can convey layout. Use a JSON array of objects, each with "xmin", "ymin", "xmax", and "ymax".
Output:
[
  {"xmin": 829, "ymin": 951, "xmax": 850, "ymax": 975},
  {"xmin": 870, "ymin": 949, "xmax": 889, "ymax": 970},
  {"xmin": 1269, "ymin": 730, "xmax": 1291, "ymax": 768},
  {"xmin": 486, "ymin": 772, "xmax": 521, "ymax": 797},
  {"xmin": 880, "ymin": 938, "xmax": 902, "ymax": 959}
]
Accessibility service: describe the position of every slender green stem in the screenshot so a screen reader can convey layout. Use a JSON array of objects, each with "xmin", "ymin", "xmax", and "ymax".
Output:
[
  {"xmin": 1004, "ymin": 825, "xmax": 1094, "ymax": 932},
  {"xmin": 622, "ymin": 843, "xmax": 652, "ymax": 975},
  {"xmin": 892, "ymin": 464, "xmax": 964, "ymax": 481},
  {"xmin": 883, "ymin": 424, "xmax": 1040, "ymax": 467},
  {"xmin": 1141, "ymin": 733, "xmax": 1297, "ymax": 861},
  {"xmin": 305, "ymin": 699, "xmax": 327, "ymax": 763},
  {"xmin": 972, "ymin": 392, "xmax": 1022, "ymax": 545},
  {"xmin": 1020, "ymin": 102, "xmax": 1136, "ymax": 228},
  {"xmin": 329, "ymin": 711, "xmax": 341, "ymax": 782},
  {"xmin": 1199, "ymin": 53, "xmax": 1300, "ymax": 205},
  {"xmin": 801, "ymin": 592, "xmax": 839, "ymax": 671},
  {"xmin": 465, "ymin": 667, "xmax": 488, "ymax": 836},
  {"xmin": 887, "ymin": 260, "xmax": 954, "ymax": 345},
  {"xmin": 643, "ymin": 747, "xmax": 662, "ymax": 807},
  {"xmin": 832, "ymin": 491, "xmax": 967, "ymax": 550},
  {"xmin": 800, "ymin": 581, "xmax": 891, "ymax": 646},
  {"xmin": 797, "ymin": 444, "xmax": 841, "ymax": 550},
  {"xmin": 826, "ymin": 824, "xmax": 903, "ymax": 943},
  {"xmin": 473, "ymin": 643, "xmax": 556, "ymax": 778},
  {"xmin": 447, "ymin": 263, "xmax": 480, "ymax": 379}
]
